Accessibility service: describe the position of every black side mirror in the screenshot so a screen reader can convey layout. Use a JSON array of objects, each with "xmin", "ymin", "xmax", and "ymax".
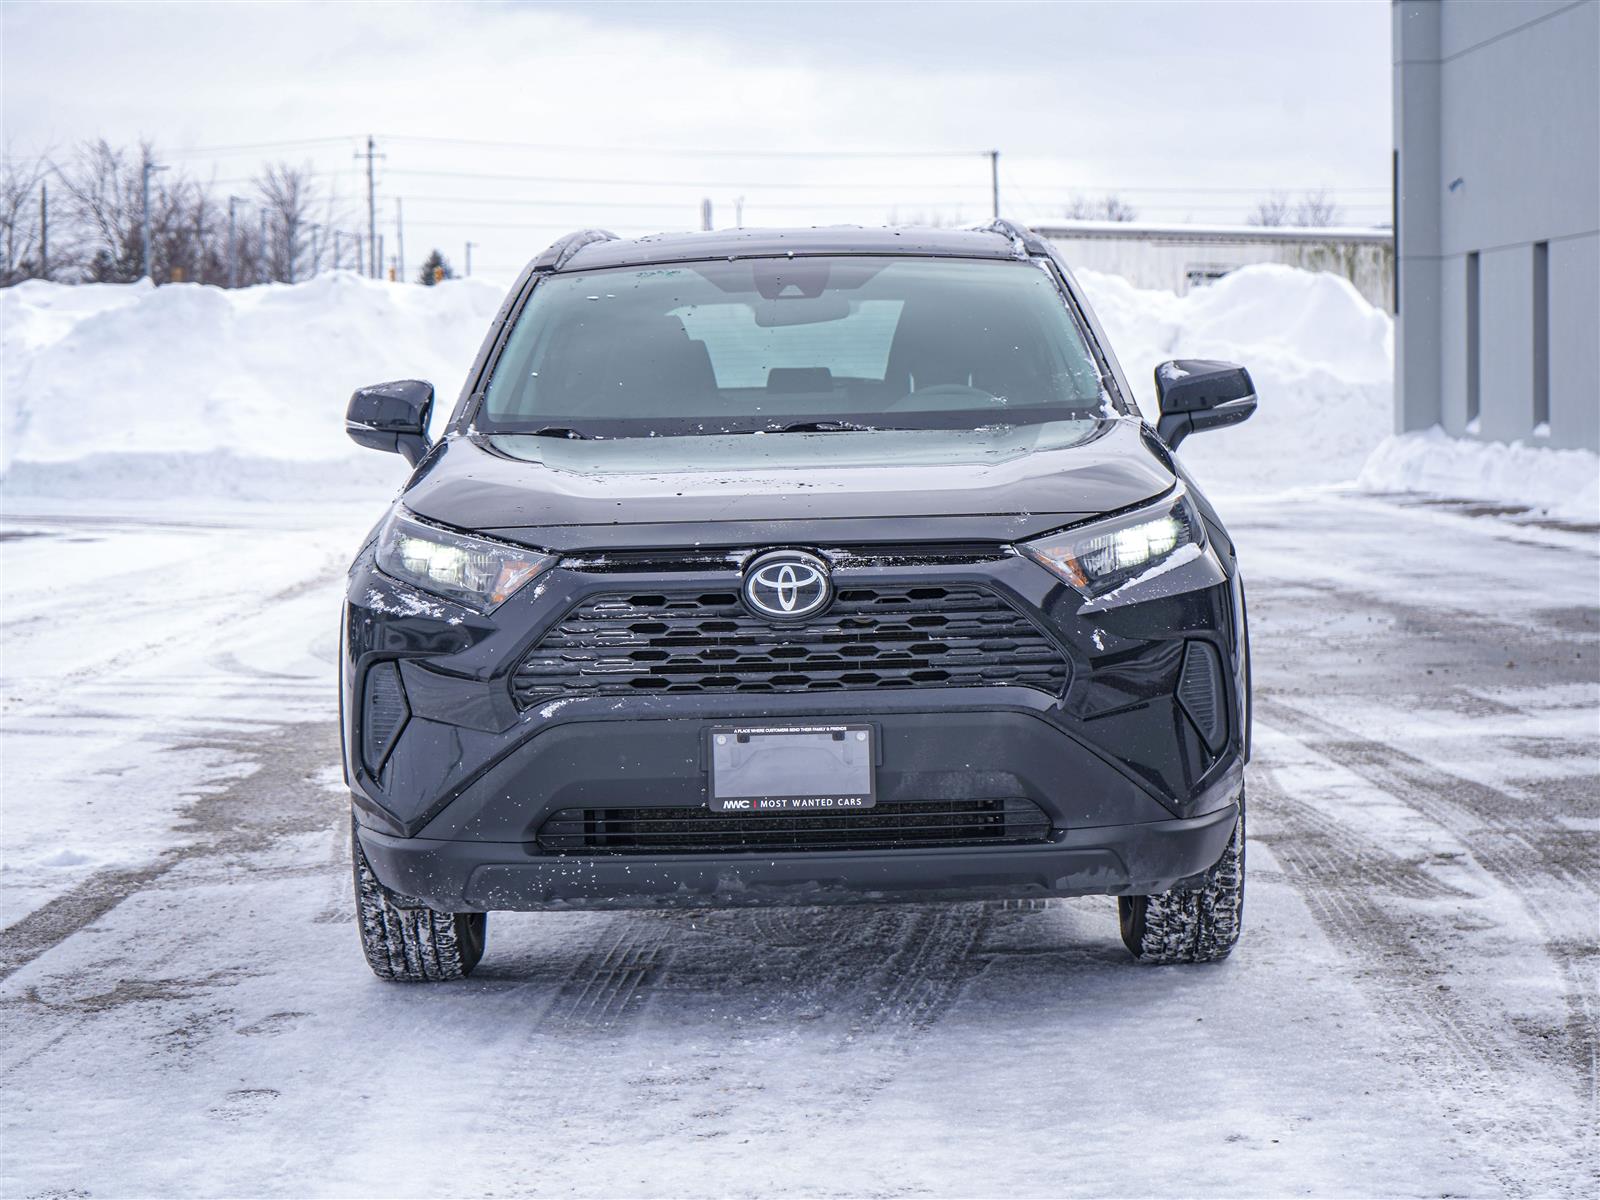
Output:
[
  {"xmin": 346, "ymin": 380, "xmax": 434, "ymax": 466},
  {"xmin": 1153, "ymin": 360, "xmax": 1257, "ymax": 450}
]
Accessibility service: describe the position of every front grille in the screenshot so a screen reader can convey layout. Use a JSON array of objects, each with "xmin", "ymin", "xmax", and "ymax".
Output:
[
  {"xmin": 512, "ymin": 584, "xmax": 1068, "ymax": 705},
  {"xmin": 537, "ymin": 797, "xmax": 1053, "ymax": 855}
]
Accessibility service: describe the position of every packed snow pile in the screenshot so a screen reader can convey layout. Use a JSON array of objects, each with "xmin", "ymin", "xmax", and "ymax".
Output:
[
  {"xmin": 1, "ymin": 272, "xmax": 505, "ymax": 497},
  {"xmin": 1359, "ymin": 427, "xmax": 1600, "ymax": 523},
  {"xmin": 2, "ymin": 262, "xmax": 1394, "ymax": 500},
  {"xmin": 1075, "ymin": 263, "xmax": 1394, "ymax": 494}
]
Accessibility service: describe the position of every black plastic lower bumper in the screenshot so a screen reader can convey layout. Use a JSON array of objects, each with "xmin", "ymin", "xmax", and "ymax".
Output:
[{"xmin": 356, "ymin": 799, "xmax": 1240, "ymax": 912}]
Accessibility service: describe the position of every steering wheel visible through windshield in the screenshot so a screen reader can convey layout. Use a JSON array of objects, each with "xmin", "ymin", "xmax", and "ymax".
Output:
[{"xmin": 480, "ymin": 255, "xmax": 1119, "ymax": 438}]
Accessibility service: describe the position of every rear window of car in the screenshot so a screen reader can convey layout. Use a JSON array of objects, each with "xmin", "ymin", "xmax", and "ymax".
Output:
[
  {"xmin": 481, "ymin": 255, "xmax": 1115, "ymax": 437},
  {"xmin": 675, "ymin": 298, "xmax": 905, "ymax": 388}
]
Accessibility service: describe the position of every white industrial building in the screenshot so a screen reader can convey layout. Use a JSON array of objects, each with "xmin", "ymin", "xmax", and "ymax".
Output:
[
  {"xmin": 1393, "ymin": 0, "xmax": 1599, "ymax": 451},
  {"xmin": 1036, "ymin": 220, "xmax": 1395, "ymax": 312}
]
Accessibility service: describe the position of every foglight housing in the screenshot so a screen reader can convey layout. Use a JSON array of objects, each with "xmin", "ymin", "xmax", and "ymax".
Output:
[
  {"xmin": 374, "ymin": 510, "xmax": 554, "ymax": 612},
  {"xmin": 1021, "ymin": 487, "xmax": 1205, "ymax": 599}
]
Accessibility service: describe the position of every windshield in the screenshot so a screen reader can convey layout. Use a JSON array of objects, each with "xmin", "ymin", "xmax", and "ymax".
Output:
[{"xmin": 480, "ymin": 255, "xmax": 1116, "ymax": 438}]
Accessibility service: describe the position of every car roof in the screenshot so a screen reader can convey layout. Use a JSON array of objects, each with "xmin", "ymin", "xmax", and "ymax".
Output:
[{"xmin": 545, "ymin": 225, "xmax": 1032, "ymax": 273}]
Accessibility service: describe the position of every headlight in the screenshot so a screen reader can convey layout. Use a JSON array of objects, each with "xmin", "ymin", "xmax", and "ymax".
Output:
[
  {"xmin": 374, "ymin": 510, "xmax": 553, "ymax": 612},
  {"xmin": 1021, "ymin": 488, "xmax": 1205, "ymax": 599}
]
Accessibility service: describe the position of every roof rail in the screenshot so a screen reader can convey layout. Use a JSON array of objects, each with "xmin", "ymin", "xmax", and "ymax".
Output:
[
  {"xmin": 533, "ymin": 228, "xmax": 620, "ymax": 272},
  {"xmin": 976, "ymin": 217, "xmax": 1052, "ymax": 259}
]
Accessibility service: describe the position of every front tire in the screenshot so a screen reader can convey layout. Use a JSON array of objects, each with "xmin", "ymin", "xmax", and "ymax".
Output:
[
  {"xmin": 1119, "ymin": 800, "xmax": 1245, "ymax": 964},
  {"xmin": 352, "ymin": 817, "xmax": 486, "ymax": 981}
]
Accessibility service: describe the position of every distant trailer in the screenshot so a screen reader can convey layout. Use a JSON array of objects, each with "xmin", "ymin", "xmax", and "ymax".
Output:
[{"xmin": 1032, "ymin": 220, "xmax": 1395, "ymax": 312}]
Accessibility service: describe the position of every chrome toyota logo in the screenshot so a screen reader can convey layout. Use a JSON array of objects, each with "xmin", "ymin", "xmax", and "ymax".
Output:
[{"xmin": 742, "ymin": 550, "xmax": 832, "ymax": 620}]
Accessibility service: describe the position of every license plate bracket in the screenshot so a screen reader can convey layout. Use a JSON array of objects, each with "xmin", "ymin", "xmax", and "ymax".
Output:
[{"xmin": 708, "ymin": 724, "xmax": 876, "ymax": 812}]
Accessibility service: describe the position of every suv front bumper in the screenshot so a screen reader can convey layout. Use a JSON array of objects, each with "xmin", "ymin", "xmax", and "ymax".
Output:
[{"xmin": 357, "ymin": 798, "xmax": 1241, "ymax": 911}]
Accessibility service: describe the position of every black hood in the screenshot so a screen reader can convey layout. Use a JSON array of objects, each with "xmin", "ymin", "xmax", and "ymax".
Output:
[{"xmin": 400, "ymin": 417, "xmax": 1173, "ymax": 552}]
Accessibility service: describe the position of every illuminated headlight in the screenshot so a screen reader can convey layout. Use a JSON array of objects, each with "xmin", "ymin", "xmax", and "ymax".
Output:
[
  {"xmin": 1021, "ymin": 488, "xmax": 1205, "ymax": 598},
  {"xmin": 374, "ymin": 510, "xmax": 553, "ymax": 612}
]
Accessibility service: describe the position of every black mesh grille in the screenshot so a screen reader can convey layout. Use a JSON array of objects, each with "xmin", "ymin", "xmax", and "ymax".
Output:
[
  {"xmin": 361, "ymin": 661, "xmax": 408, "ymax": 773},
  {"xmin": 512, "ymin": 584, "xmax": 1068, "ymax": 705},
  {"xmin": 537, "ymin": 797, "xmax": 1053, "ymax": 855},
  {"xmin": 1176, "ymin": 640, "xmax": 1225, "ymax": 751}
]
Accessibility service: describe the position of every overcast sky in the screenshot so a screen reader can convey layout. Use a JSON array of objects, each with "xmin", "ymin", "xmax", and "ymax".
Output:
[{"xmin": 3, "ymin": 0, "xmax": 1391, "ymax": 277}]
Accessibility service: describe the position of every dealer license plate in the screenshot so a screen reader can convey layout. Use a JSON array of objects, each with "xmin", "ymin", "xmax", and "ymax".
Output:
[{"xmin": 708, "ymin": 724, "xmax": 876, "ymax": 812}]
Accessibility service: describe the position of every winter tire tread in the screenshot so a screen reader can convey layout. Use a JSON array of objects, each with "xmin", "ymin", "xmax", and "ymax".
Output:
[
  {"xmin": 352, "ymin": 816, "xmax": 485, "ymax": 981},
  {"xmin": 1119, "ymin": 799, "xmax": 1245, "ymax": 964}
]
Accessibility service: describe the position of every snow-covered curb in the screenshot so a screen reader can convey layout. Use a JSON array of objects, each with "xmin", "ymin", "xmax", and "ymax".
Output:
[{"xmin": 1358, "ymin": 427, "xmax": 1600, "ymax": 524}]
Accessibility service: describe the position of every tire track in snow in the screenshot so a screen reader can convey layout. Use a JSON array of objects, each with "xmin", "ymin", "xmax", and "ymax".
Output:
[
  {"xmin": 1257, "ymin": 696, "xmax": 1598, "ymax": 1097},
  {"xmin": 1251, "ymin": 735, "xmax": 1598, "ymax": 1194},
  {"xmin": 545, "ymin": 919, "xmax": 672, "ymax": 1031}
]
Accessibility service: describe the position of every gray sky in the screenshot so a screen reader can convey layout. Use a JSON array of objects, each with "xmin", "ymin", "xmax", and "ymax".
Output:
[{"xmin": 3, "ymin": 0, "xmax": 1392, "ymax": 277}]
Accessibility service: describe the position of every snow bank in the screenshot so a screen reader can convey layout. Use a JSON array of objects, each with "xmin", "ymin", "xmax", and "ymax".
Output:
[
  {"xmin": 2, "ymin": 262, "xmax": 1395, "ymax": 501},
  {"xmin": 1358, "ymin": 427, "xmax": 1600, "ymax": 524},
  {"xmin": 1075, "ymin": 263, "xmax": 1394, "ymax": 494},
  {"xmin": 2, "ymin": 272, "xmax": 505, "ymax": 497}
]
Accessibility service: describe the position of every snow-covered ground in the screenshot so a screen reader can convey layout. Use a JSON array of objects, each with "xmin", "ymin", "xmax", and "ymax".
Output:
[
  {"xmin": 1361, "ymin": 426, "xmax": 1600, "ymax": 525},
  {"xmin": 2, "ymin": 265, "xmax": 1596, "ymax": 1196}
]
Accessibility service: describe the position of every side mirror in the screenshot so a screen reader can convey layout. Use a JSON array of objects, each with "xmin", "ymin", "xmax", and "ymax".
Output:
[
  {"xmin": 1154, "ymin": 360, "xmax": 1257, "ymax": 450},
  {"xmin": 346, "ymin": 380, "xmax": 434, "ymax": 466}
]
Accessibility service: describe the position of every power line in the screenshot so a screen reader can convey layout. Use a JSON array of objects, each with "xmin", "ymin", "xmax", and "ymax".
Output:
[
  {"xmin": 196, "ymin": 165, "xmax": 1391, "ymax": 202},
  {"xmin": 378, "ymin": 134, "xmax": 987, "ymax": 159},
  {"xmin": 177, "ymin": 135, "xmax": 362, "ymax": 155},
  {"xmin": 397, "ymin": 196, "xmax": 996, "ymax": 212},
  {"xmin": 1009, "ymin": 179, "xmax": 1392, "ymax": 195},
  {"xmin": 402, "ymin": 202, "xmax": 1391, "ymax": 229},
  {"xmin": 378, "ymin": 166, "xmax": 996, "ymax": 191}
]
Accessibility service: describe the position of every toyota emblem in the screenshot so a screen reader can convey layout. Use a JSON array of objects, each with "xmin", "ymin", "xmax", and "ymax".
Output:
[{"xmin": 742, "ymin": 550, "xmax": 832, "ymax": 620}]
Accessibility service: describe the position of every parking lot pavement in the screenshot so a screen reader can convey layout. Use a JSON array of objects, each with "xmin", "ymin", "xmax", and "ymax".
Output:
[{"xmin": 2, "ymin": 491, "xmax": 1595, "ymax": 1197}]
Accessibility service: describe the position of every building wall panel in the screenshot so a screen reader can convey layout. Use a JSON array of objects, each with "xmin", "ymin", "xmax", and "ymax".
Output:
[{"xmin": 1548, "ymin": 232, "xmax": 1600, "ymax": 450}]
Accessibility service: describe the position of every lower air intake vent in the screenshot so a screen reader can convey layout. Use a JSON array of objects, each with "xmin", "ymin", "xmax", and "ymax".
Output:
[
  {"xmin": 537, "ymin": 797, "xmax": 1052, "ymax": 855},
  {"xmin": 362, "ymin": 661, "xmax": 409, "ymax": 774},
  {"xmin": 1176, "ymin": 640, "xmax": 1226, "ymax": 751}
]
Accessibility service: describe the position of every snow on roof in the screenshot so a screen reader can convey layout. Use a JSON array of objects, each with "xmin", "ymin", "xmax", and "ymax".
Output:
[{"xmin": 1031, "ymin": 219, "xmax": 1393, "ymax": 246}]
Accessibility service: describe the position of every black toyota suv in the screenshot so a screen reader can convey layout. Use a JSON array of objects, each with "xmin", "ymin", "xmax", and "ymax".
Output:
[{"xmin": 342, "ymin": 221, "xmax": 1257, "ymax": 981}]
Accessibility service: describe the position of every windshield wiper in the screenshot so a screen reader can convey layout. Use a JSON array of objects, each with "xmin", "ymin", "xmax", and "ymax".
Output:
[
  {"xmin": 768, "ymin": 420, "xmax": 886, "ymax": 434},
  {"xmin": 524, "ymin": 425, "xmax": 593, "ymax": 440}
]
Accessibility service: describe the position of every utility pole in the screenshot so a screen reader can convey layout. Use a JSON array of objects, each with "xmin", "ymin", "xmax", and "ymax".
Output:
[
  {"xmin": 227, "ymin": 197, "xmax": 240, "ymax": 287},
  {"xmin": 38, "ymin": 182, "xmax": 47, "ymax": 280},
  {"xmin": 989, "ymin": 150, "xmax": 1000, "ymax": 220},
  {"xmin": 356, "ymin": 235, "xmax": 363, "ymax": 276},
  {"xmin": 700, "ymin": 198, "xmax": 713, "ymax": 231},
  {"xmin": 735, "ymin": 196, "xmax": 744, "ymax": 229},
  {"xmin": 395, "ymin": 198, "xmax": 405, "ymax": 282},
  {"xmin": 193, "ymin": 205, "xmax": 205, "ymax": 285},
  {"xmin": 356, "ymin": 135, "xmax": 382, "ymax": 279},
  {"xmin": 141, "ymin": 158, "xmax": 167, "ymax": 282},
  {"xmin": 464, "ymin": 240, "xmax": 476, "ymax": 277}
]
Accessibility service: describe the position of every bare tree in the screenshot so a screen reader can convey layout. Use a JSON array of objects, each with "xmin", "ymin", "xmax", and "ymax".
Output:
[
  {"xmin": 1, "ymin": 140, "xmax": 354, "ymax": 290},
  {"xmin": 0, "ymin": 151, "xmax": 51, "ymax": 284},
  {"xmin": 58, "ymin": 139, "xmax": 149, "ymax": 282},
  {"xmin": 1294, "ymin": 188, "xmax": 1342, "ymax": 227},
  {"xmin": 256, "ymin": 162, "xmax": 319, "ymax": 282},
  {"xmin": 1248, "ymin": 192, "xmax": 1292, "ymax": 227},
  {"xmin": 1250, "ymin": 189, "xmax": 1342, "ymax": 228},
  {"xmin": 1063, "ymin": 193, "xmax": 1138, "ymax": 222},
  {"xmin": 1099, "ymin": 194, "xmax": 1138, "ymax": 222}
]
